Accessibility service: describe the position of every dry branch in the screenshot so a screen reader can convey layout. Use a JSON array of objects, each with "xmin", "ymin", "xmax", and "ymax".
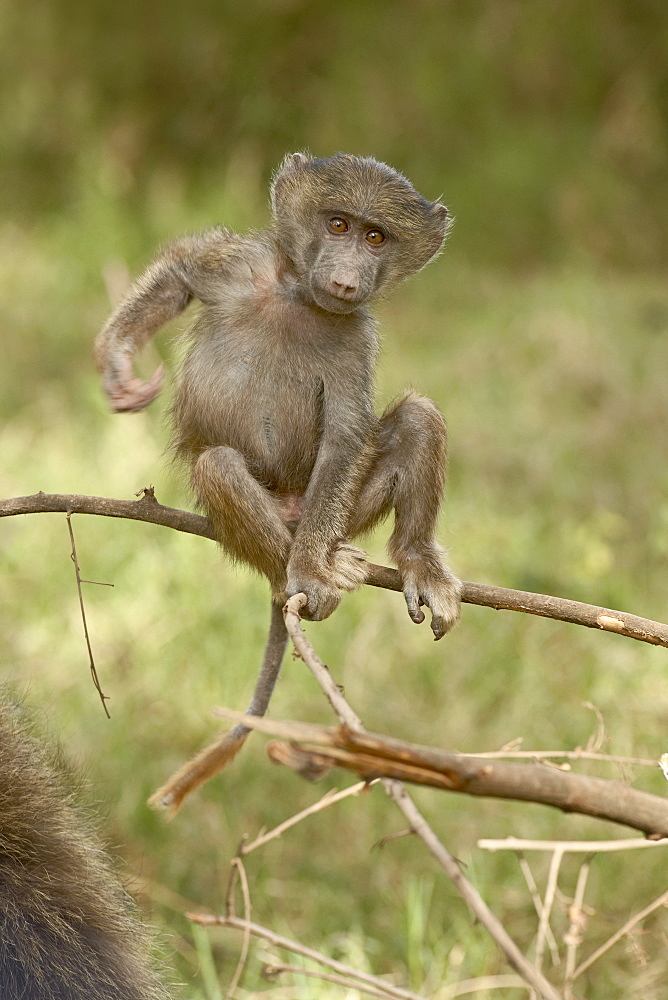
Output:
[
  {"xmin": 282, "ymin": 594, "xmax": 564, "ymax": 1000},
  {"xmin": 214, "ymin": 711, "xmax": 668, "ymax": 838},
  {"xmin": 240, "ymin": 779, "xmax": 377, "ymax": 855},
  {"xmin": 478, "ymin": 837, "xmax": 668, "ymax": 853},
  {"xmin": 3, "ymin": 491, "xmax": 668, "ymax": 648},
  {"xmin": 189, "ymin": 914, "xmax": 428, "ymax": 1000},
  {"xmin": 571, "ymin": 887, "xmax": 668, "ymax": 981}
]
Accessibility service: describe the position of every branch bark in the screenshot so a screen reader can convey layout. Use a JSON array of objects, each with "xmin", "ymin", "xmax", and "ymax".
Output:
[{"xmin": 3, "ymin": 491, "xmax": 668, "ymax": 649}]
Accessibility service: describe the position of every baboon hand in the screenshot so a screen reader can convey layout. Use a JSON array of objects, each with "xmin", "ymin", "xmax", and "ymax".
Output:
[
  {"xmin": 286, "ymin": 542, "xmax": 368, "ymax": 620},
  {"xmin": 103, "ymin": 357, "xmax": 164, "ymax": 413},
  {"xmin": 286, "ymin": 553, "xmax": 344, "ymax": 621},
  {"xmin": 400, "ymin": 553, "xmax": 462, "ymax": 640}
]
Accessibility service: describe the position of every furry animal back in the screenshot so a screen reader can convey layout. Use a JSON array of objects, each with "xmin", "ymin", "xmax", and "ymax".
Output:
[{"xmin": 0, "ymin": 698, "xmax": 171, "ymax": 999}]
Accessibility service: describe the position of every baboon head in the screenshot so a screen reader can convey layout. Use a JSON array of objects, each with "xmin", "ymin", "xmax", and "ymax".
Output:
[{"xmin": 271, "ymin": 152, "xmax": 450, "ymax": 314}]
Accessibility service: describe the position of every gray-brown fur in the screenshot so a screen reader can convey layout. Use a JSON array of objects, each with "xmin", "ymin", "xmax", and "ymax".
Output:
[
  {"xmin": 149, "ymin": 600, "xmax": 288, "ymax": 813},
  {"xmin": 96, "ymin": 152, "xmax": 461, "ymax": 811},
  {"xmin": 0, "ymin": 697, "xmax": 171, "ymax": 999}
]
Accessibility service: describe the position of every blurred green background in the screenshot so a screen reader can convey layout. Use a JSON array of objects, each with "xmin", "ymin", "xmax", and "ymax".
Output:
[{"xmin": 3, "ymin": 2, "xmax": 668, "ymax": 997}]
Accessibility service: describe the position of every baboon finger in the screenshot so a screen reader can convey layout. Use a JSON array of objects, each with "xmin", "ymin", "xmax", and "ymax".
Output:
[
  {"xmin": 430, "ymin": 614, "xmax": 446, "ymax": 640},
  {"xmin": 404, "ymin": 589, "xmax": 426, "ymax": 624}
]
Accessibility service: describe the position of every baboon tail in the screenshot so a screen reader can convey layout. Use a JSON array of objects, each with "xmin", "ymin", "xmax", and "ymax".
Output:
[{"xmin": 149, "ymin": 600, "xmax": 288, "ymax": 816}]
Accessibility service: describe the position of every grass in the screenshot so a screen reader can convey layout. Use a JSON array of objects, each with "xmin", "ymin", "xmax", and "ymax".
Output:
[{"xmin": 3, "ymin": 180, "xmax": 668, "ymax": 998}]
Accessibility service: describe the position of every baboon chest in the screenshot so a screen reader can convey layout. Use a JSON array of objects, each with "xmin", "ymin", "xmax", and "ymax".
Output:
[{"xmin": 182, "ymin": 292, "xmax": 348, "ymax": 488}]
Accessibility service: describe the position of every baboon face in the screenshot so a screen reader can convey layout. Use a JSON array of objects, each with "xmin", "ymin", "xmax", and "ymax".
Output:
[
  {"xmin": 306, "ymin": 209, "xmax": 390, "ymax": 313},
  {"xmin": 272, "ymin": 152, "xmax": 450, "ymax": 315}
]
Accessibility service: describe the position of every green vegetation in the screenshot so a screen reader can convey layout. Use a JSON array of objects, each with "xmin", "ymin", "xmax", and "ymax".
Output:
[{"xmin": 3, "ymin": 3, "xmax": 668, "ymax": 997}]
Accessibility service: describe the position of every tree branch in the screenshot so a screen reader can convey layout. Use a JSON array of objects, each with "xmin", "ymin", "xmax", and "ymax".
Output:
[
  {"xmin": 0, "ymin": 490, "xmax": 217, "ymax": 539},
  {"xmin": 3, "ymin": 491, "xmax": 668, "ymax": 649},
  {"xmin": 282, "ymin": 594, "xmax": 564, "ymax": 1000},
  {"xmin": 213, "ymin": 710, "xmax": 668, "ymax": 838}
]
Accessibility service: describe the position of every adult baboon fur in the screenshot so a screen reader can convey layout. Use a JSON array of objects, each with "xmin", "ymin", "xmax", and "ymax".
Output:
[
  {"xmin": 0, "ymin": 697, "xmax": 171, "ymax": 999},
  {"xmin": 96, "ymin": 152, "xmax": 462, "ymax": 813}
]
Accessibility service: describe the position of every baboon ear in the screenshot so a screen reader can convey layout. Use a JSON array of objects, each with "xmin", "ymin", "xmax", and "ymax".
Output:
[
  {"xmin": 429, "ymin": 201, "xmax": 451, "ymax": 243},
  {"xmin": 272, "ymin": 153, "xmax": 305, "ymax": 211},
  {"xmin": 280, "ymin": 152, "xmax": 310, "ymax": 178},
  {"xmin": 430, "ymin": 201, "xmax": 449, "ymax": 221},
  {"xmin": 414, "ymin": 201, "xmax": 451, "ymax": 269},
  {"xmin": 289, "ymin": 152, "xmax": 309, "ymax": 169},
  {"xmin": 271, "ymin": 151, "xmax": 311, "ymax": 206}
]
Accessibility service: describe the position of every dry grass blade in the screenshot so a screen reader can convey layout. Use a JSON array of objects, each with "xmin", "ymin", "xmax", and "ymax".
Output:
[{"xmin": 264, "ymin": 962, "xmax": 424, "ymax": 1000}]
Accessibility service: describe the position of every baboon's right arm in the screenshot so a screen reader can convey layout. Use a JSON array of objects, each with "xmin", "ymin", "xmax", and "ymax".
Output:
[{"xmin": 95, "ymin": 229, "xmax": 234, "ymax": 412}]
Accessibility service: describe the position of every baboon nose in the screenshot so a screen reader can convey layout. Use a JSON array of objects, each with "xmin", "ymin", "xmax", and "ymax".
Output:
[{"xmin": 330, "ymin": 278, "xmax": 358, "ymax": 298}]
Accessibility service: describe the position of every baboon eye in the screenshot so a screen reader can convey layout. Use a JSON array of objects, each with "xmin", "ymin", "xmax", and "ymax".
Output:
[
  {"xmin": 365, "ymin": 229, "xmax": 385, "ymax": 246},
  {"xmin": 328, "ymin": 217, "xmax": 349, "ymax": 234}
]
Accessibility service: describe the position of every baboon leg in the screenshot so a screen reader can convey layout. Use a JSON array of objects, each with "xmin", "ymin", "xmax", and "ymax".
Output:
[
  {"xmin": 349, "ymin": 392, "xmax": 461, "ymax": 638},
  {"xmin": 192, "ymin": 446, "xmax": 293, "ymax": 595},
  {"xmin": 349, "ymin": 392, "xmax": 446, "ymax": 539}
]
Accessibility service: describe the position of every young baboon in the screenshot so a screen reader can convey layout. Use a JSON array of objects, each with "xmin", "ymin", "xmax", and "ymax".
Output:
[
  {"xmin": 96, "ymin": 152, "xmax": 462, "ymax": 812},
  {"xmin": 0, "ymin": 697, "xmax": 172, "ymax": 999}
]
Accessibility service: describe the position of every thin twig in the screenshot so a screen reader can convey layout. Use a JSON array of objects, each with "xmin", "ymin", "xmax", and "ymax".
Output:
[
  {"xmin": 479, "ymin": 838, "xmax": 668, "ymax": 853},
  {"xmin": 4, "ymin": 492, "xmax": 668, "ymax": 649},
  {"xmin": 224, "ymin": 839, "xmax": 246, "ymax": 918},
  {"xmin": 384, "ymin": 783, "xmax": 561, "ymax": 1000},
  {"xmin": 535, "ymin": 849, "xmax": 563, "ymax": 974},
  {"xmin": 226, "ymin": 857, "xmax": 252, "ymax": 999},
  {"xmin": 264, "ymin": 962, "xmax": 420, "ymax": 1000},
  {"xmin": 283, "ymin": 594, "xmax": 564, "ymax": 1000},
  {"xmin": 570, "ymin": 887, "xmax": 668, "ymax": 981},
  {"xmin": 564, "ymin": 859, "xmax": 591, "ymax": 993},
  {"xmin": 468, "ymin": 749, "xmax": 657, "ymax": 767},
  {"xmin": 284, "ymin": 597, "xmax": 365, "ymax": 731},
  {"xmin": 519, "ymin": 856, "xmax": 560, "ymax": 966},
  {"xmin": 65, "ymin": 512, "xmax": 110, "ymax": 717},
  {"xmin": 188, "ymin": 915, "xmax": 427, "ymax": 1000},
  {"xmin": 241, "ymin": 780, "xmax": 378, "ymax": 855}
]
